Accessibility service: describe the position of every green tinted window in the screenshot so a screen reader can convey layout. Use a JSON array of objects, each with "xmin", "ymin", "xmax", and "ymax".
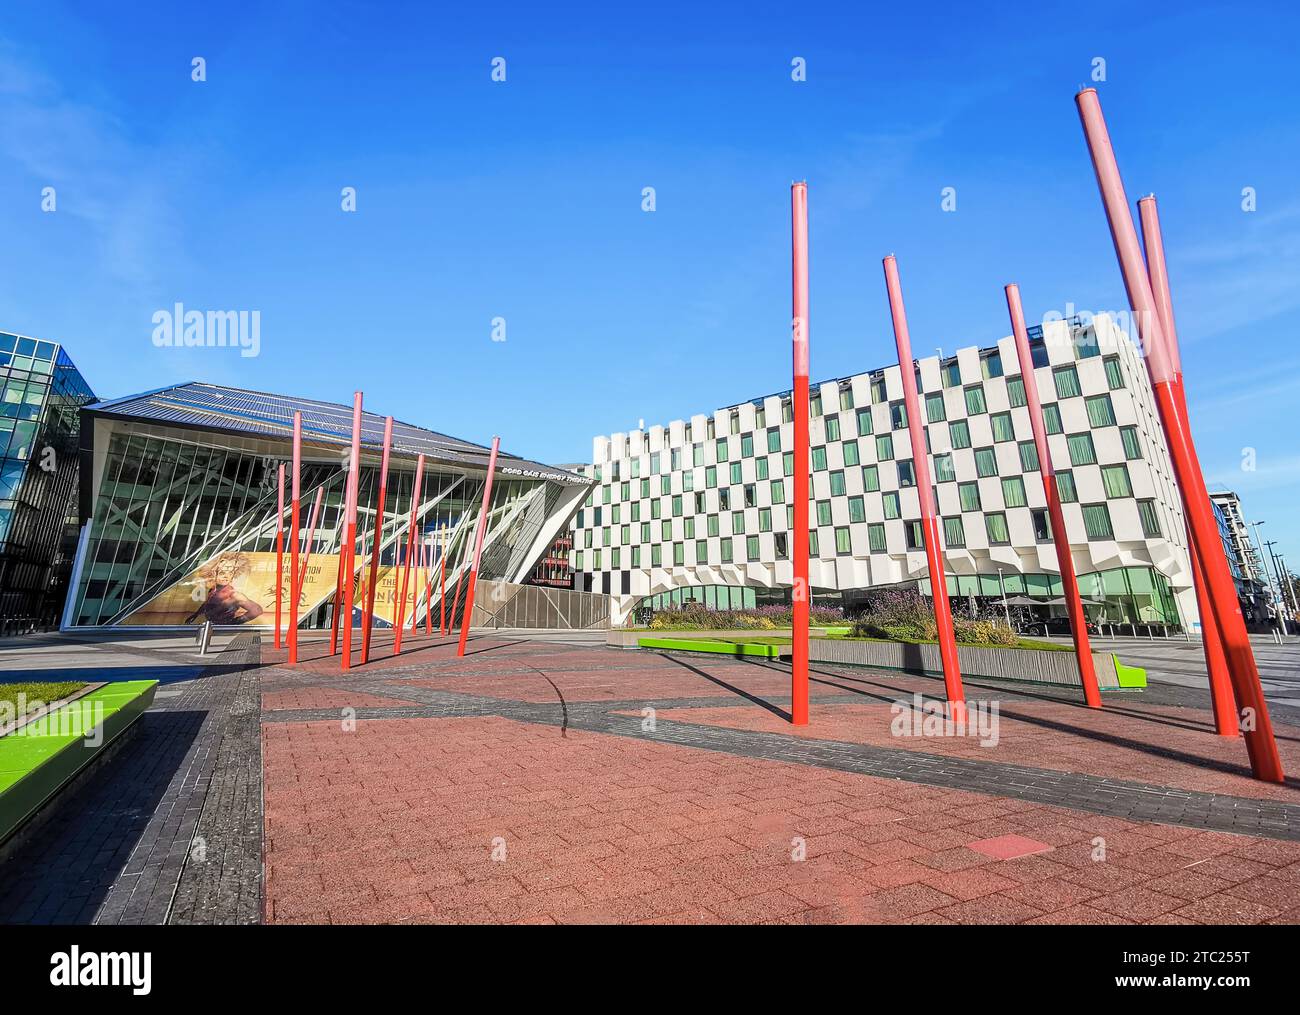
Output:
[
  {"xmin": 1083, "ymin": 502, "xmax": 1114, "ymax": 539},
  {"xmin": 1067, "ymin": 433, "xmax": 1096, "ymax": 466},
  {"xmin": 1053, "ymin": 365, "xmax": 1081, "ymax": 398}
]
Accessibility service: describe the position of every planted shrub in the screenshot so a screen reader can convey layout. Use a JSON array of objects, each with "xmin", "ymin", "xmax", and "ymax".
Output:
[
  {"xmin": 849, "ymin": 588, "xmax": 1019, "ymax": 646},
  {"xmin": 645, "ymin": 603, "xmax": 844, "ymax": 630}
]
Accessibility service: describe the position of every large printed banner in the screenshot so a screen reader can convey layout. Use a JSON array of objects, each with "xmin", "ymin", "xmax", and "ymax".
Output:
[
  {"xmin": 121, "ymin": 550, "xmax": 436, "ymax": 628},
  {"xmin": 355, "ymin": 564, "xmax": 435, "ymax": 628},
  {"xmin": 122, "ymin": 550, "xmax": 342, "ymax": 627}
]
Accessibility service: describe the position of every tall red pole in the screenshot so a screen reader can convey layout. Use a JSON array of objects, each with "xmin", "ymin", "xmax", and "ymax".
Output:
[
  {"xmin": 394, "ymin": 454, "xmax": 425, "ymax": 655},
  {"xmin": 288, "ymin": 412, "xmax": 302, "ymax": 664},
  {"xmin": 883, "ymin": 255, "xmax": 965, "ymax": 720},
  {"xmin": 457, "ymin": 438, "xmax": 501, "ymax": 657},
  {"xmin": 329, "ymin": 499, "xmax": 345, "ymax": 655},
  {"xmin": 1076, "ymin": 88, "xmax": 1282, "ymax": 781},
  {"xmin": 1138, "ymin": 195, "xmax": 1237, "ymax": 737},
  {"xmin": 789, "ymin": 182, "xmax": 811, "ymax": 726},
  {"xmin": 448, "ymin": 506, "xmax": 476, "ymax": 633},
  {"xmin": 1006, "ymin": 284, "xmax": 1103, "ymax": 707},
  {"xmin": 297, "ymin": 486, "xmax": 324, "ymax": 588},
  {"xmin": 412, "ymin": 539, "xmax": 423, "ymax": 635},
  {"xmin": 423, "ymin": 539, "xmax": 433, "ymax": 635},
  {"xmin": 361, "ymin": 416, "xmax": 393, "ymax": 664},
  {"xmin": 439, "ymin": 525, "xmax": 448, "ymax": 636},
  {"xmin": 274, "ymin": 464, "xmax": 284, "ymax": 649},
  {"xmin": 339, "ymin": 392, "xmax": 363, "ymax": 670}
]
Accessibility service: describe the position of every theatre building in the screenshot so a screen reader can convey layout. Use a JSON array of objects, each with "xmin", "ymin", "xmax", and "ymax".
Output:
[{"xmin": 65, "ymin": 382, "xmax": 589, "ymax": 630}]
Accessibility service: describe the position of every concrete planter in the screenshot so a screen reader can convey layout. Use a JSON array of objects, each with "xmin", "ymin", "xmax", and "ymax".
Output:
[
  {"xmin": 610, "ymin": 628, "xmax": 1142, "ymax": 690},
  {"xmin": 807, "ymin": 638, "xmax": 1125, "ymax": 689}
]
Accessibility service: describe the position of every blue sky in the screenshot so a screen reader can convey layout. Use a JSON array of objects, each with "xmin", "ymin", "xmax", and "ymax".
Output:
[{"xmin": 2, "ymin": 1, "xmax": 1298, "ymax": 562}]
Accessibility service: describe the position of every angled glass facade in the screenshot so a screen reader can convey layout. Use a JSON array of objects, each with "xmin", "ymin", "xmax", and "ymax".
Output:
[
  {"xmin": 0, "ymin": 333, "xmax": 96, "ymax": 625},
  {"xmin": 70, "ymin": 382, "xmax": 589, "ymax": 629}
]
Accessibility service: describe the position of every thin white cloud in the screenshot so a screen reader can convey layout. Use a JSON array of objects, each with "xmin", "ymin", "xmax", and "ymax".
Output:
[
  {"xmin": 0, "ymin": 38, "xmax": 184, "ymax": 293},
  {"xmin": 1169, "ymin": 202, "xmax": 1300, "ymax": 342}
]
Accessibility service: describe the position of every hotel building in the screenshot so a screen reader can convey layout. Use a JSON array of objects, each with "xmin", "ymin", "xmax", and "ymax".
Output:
[{"xmin": 571, "ymin": 315, "xmax": 1196, "ymax": 629}]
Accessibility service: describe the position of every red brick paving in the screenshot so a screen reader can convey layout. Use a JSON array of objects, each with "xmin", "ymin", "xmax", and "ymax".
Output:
[
  {"xmin": 262, "ymin": 712, "xmax": 1300, "ymax": 924},
  {"xmin": 638, "ymin": 700, "xmax": 1300, "ymax": 801},
  {"xmin": 392, "ymin": 652, "xmax": 801, "ymax": 703},
  {"xmin": 262, "ymin": 687, "xmax": 421, "ymax": 711},
  {"xmin": 968, "ymin": 834, "xmax": 1055, "ymax": 860}
]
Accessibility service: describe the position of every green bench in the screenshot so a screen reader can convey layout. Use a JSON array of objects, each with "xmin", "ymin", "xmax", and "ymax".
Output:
[{"xmin": 638, "ymin": 636, "xmax": 790, "ymax": 659}]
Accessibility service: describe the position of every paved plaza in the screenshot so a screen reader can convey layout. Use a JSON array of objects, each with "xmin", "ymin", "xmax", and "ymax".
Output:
[{"xmin": 2, "ymin": 630, "xmax": 1300, "ymax": 924}]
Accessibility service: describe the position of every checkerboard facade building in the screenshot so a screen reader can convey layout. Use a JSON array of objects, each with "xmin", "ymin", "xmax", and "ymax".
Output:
[{"xmin": 571, "ymin": 315, "xmax": 1195, "ymax": 629}]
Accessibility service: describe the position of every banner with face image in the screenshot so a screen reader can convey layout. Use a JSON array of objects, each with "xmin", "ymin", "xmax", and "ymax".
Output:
[
  {"xmin": 121, "ymin": 550, "xmax": 342, "ymax": 627},
  {"xmin": 120, "ymin": 546, "xmax": 437, "ymax": 628}
]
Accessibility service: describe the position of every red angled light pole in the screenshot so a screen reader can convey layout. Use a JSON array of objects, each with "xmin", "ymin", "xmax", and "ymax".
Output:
[
  {"xmin": 329, "ymin": 504, "xmax": 346, "ymax": 655},
  {"xmin": 448, "ymin": 497, "xmax": 479, "ymax": 634},
  {"xmin": 361, "ymin": 416, "xmax": 394, "ymax": 664},
  {"xmin": 789, "ymin": 182, "xmax": 811, "ymax": 726},
  {"xmin": 1076, "ymin": 88, "xmax": 1282, "ymax": 781},
  {"xmin": 1006, "ymin": 284, "xmax": 1103, "ymax": 707},
  {"xmin": 438, "ymin": 524, "xmax": 448, "ymax": 636},
  {"xmin": 394, "ymin": 454, "xmax": 425, "ymax": 655},
  {"xmin": 412, "ymin": 539, "xmax": 424, "ymax": 636},
  {"xmin": 457, "ymin": 437, "xmax": 501, "ymax": 657},
  {"xmin": 288, "ymin": 412, "xmax": 302, "ymax": 664},
  {"xmin": 274, "ymin": 464, "xmax": 285, "ymax": 649},
  {"xmin": 339, "ymin": 392, "xmax": 364, "ymax": 670},
  {"xmin": 883, "ymin": 255, "xmax": 965, "ymax": 720},
  {"xmin": 297, "ymin": 486, "xmax": 324, "ymax": 588},
  {"xmin": 423, "ymin": 539, "xmax": 434, "ymax": 636},
  {"xmin": 1138, "ymin": 194, "xmax": 1236, "ymax": 737}
]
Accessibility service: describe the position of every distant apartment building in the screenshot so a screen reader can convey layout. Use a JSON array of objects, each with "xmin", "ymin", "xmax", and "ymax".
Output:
[
  {"xmin": 570, "ymin": 315, "xmax": 1199, "ymax": 628},
  {"xmin": 1210, "ymin": 490, "xmax": 1271, "ymax": 624},
  {"xmin": 528, "ymin": 531, "xmax": 575, "ymax": 589}
]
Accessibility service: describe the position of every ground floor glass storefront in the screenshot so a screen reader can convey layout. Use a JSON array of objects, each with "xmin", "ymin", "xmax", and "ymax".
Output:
[
  {"xmin": 632, "ymin": 565, "xmax": 1182, "ymax": 628},
  {"xmin": 920, "ymin": 565, "xmax": 1182, "ymax": 626}
]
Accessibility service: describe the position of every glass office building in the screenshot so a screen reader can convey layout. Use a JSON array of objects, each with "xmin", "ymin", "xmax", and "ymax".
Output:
[
  {"xmin": 0, "ymin": 332, "xmax": 96, "ymax": 627},
  {"xmin": 68, "ymin": 382, "xmax": 589, "ymax": 629}
]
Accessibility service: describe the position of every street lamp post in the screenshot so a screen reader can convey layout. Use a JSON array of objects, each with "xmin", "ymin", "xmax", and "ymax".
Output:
[
  {"xmin": 1265, "ymin": 540, "xmax": 1291, "ymax": 635},
  {"xmin": 997, "ymin": 567, "xmax": 1012, "ymax": 629},
  {"xmin": 1251, "ymin": 521, "xmax": 1285, "ymax": 636},
  {"xmin": 1281, "ymin": 556, "xmax": 1300, "ymax": 617}
]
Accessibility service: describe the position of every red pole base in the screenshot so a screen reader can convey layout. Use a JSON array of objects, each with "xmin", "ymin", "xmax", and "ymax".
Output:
[
  {"xmin": 1190, "ymin": 541, "xmax": 1238, "ymax": 737},
  {"xmin": 456, "ymin": 572, "xmax": 479, "ymax": 657},
  {"xmin": 1152, "ymin": 380, "xmax": 1284, "ymax": 782}
]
